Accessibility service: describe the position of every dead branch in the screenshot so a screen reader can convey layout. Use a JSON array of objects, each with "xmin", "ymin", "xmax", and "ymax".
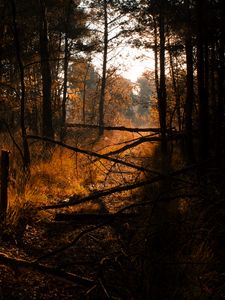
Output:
[
  {"xmin": 0, "ymin": 252, "xmax": 94, "ymax": 286},
  {"xmin": 39, "ymin": 162, "xmax": 202, "ymax": 211},
  {"xmin": 96, "ymin": 132, "xmax": 159, "ymax": 153},
  {"xmin": 103, "ymin": 136, "xmax": 160, "ymax": 156},
  {"xmin": 27, "ymin": 135, "xmax": 158, "ymax": 174},
  {"xmin": 38, "ymin": 177, "xmax": 160, "ymax": 210},
  {"xmin": 66, "ymin": 123, "xmax": 161, "ymax": 133}
]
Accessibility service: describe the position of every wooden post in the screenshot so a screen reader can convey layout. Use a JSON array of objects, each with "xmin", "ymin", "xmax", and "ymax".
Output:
[{"xmin": 0, "ymin": 150, "xmax": 9, "ymax": 220}]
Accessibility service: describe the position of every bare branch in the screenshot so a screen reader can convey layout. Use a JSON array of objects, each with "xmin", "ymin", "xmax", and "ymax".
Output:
[
  {"xmin": 27, "ymin": 135, "xmax": 157, "ymax": 174},
  {"xmin": 103, "ymin": 135, "xmax": 160, "ymax": 156}
]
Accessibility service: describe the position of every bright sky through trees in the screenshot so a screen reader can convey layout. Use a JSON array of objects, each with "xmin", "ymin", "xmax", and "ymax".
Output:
[
  {"xmin": 93, "ymin": 45, "xmax": 155, "ymax": 83},
  {"xmin": 121, "ymin": 46, "xmax": 155, "ymax": 82},
  {"xmin": 82, "ymin": 0, "xmax": 155, "ymax": 84}
]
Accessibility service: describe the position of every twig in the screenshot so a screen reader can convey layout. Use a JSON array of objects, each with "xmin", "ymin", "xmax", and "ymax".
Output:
[{"xmin": 98, "ymin": 278, "xmax": 111, "ymax": 298}]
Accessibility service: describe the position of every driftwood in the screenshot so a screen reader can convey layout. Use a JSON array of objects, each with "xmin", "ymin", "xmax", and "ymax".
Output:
[{"xmin": 0, "ymin": 252, "xmax": 94, "ymax": 286}]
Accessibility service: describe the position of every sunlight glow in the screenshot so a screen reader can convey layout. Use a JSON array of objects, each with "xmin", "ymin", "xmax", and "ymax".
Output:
[
  {"xmin": 122, "ymin": 56, "xmax": 155, "ymax": 82},
  {"xmin": 113, "ymin": 46, "xmax": 155, "ymax": 82},
  {"xmin": 93, "ymin": 46, "xmax": 155, "ymax": 83},
  {"xmin": 110, "ymin": 45, "xmax": 154, "ymax": 83}
]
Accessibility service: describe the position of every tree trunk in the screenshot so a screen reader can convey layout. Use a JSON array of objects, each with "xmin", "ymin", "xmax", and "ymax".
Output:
[
  {"xmin": 168, "ymin": 39, "xmax": 181, "ymax": 132},
  {"xmin": 39, "ymin": 0, "xmax": 54, "ymax": 139},
  {"xmin": 61, "ymin": 29, "xmax": 69, "ymax": 140},
  {"xmin": 0, "ymin": 3, "xmax": 6, "ymax": 82},
  {"xmin": 99, "ymin": 0, "xmax": 108, "ymax": 136},
  {"xmin": 82, "ymin": 62, "xmax": 90, "ymax": 124},
  {"xmin": 184, "ymin": 0, "xmax": 195, "ymax": 162},
  {"xmin": 61, "ymin": 0, "xmax": 73, "ymax": 140},
  {"xmin": 216, "ymin": 2, "xmax": 225, "ymax": 161},
  {"xmin": 153, "ymin": 17, "xmax": 159, "ymax": 97},
  {"xmin": 0, "ymin": 151, "xmax": 9, "ymax": 220},
  {"xmin": 10, "ymin": 0, "xmax": 30, "ymax": 171},
  {"xmin": 158, "ymin": 2, "xmax": 167, "ymax": 152},
  {"xmin": 196, "ymin": 0, "xmax": 209, "ymax": 160}
]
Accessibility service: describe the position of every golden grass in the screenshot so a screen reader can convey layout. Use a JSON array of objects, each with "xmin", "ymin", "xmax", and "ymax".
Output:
[{"xmin": 3, "ymin": 126, "xmax": 157, "ymax": 225}]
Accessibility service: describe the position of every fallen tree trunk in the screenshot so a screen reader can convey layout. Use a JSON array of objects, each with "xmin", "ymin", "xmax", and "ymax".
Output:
[
  {"xmin": 0, "ymin": 252, "xmax": 94, "ymax": 286},
  {"xmin": 65, "ymin": 123, "xmax": 161, "ymax": 133},
  {"xmin": 55, "ymin": 212, "xmax": 138, "ymax": 223}
]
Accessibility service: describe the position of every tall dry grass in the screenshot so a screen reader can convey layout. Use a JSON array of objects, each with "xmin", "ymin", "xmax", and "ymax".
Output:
[{"xmin": 1, "ymin": 126, "xmax": 157, "ymax": 228}]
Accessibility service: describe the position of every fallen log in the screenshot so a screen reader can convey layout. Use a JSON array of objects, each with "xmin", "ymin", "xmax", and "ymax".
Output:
[
  {"xmin": 55, "ymin": 212, "xmax": 138, "ymax": 223},
  {"xmin": 65, "ymin": 123, "xmax": 161, "ymax": 133},
  {"xmin": 0, "ymin": 251, "xmax": 94, "ymax": 286}
]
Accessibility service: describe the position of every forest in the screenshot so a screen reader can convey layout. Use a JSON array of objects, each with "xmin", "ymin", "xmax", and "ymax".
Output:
[{"xmin": 0, "ymin": 0, "xmax": 225, "ymax": 299}]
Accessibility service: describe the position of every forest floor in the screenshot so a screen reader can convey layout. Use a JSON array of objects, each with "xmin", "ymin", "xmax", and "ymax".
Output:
[
  {"xmin": 1, "ymin": 129, "xmax": 225, "ymax": 299},
  {"xmin": 0, "ymin": 197, "xmax": 146, "ymax": 299}
]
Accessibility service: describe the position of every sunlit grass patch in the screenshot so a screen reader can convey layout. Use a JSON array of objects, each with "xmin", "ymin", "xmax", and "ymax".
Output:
[
  {"xmin": 4, "ymin": 127, "xmax": 157, "ymax": 225},
  {"xmin": 29, "ymin": 147, "xmax": 89, "ymax": 199},
  {"xmin": 6, "ymin": 146, "xmax": 91, "ymax": 222}
]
